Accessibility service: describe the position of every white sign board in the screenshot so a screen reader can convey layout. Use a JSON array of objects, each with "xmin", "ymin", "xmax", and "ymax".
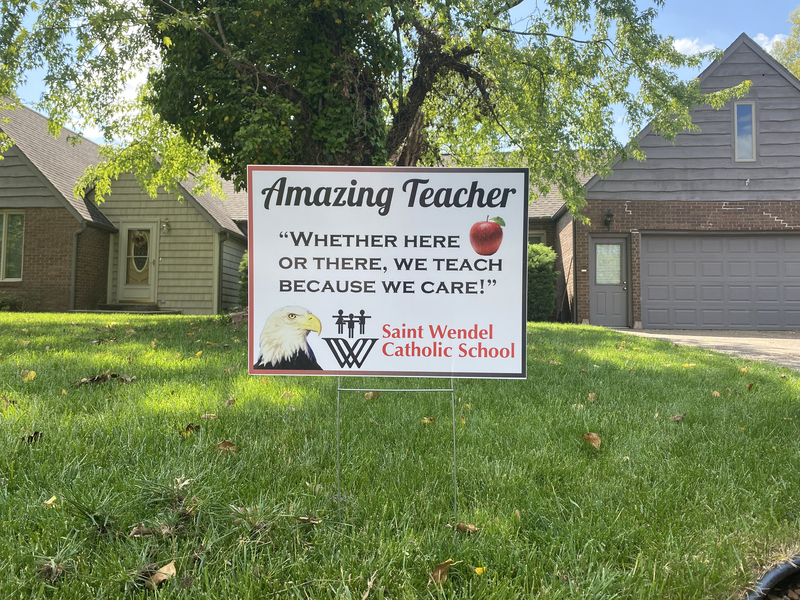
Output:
[{"xmin": 248, "ymin": 166, "xmax": 528, "ymax": 378}]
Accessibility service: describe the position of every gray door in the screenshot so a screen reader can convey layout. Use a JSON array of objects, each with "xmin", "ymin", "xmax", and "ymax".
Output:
[
  {"xmin": 590, "ymin": 237, "xmax": 629, "ymax": 327},
  {"xmin": 640, "ymin": 234, "xmax": 800, "ymax": 330}
]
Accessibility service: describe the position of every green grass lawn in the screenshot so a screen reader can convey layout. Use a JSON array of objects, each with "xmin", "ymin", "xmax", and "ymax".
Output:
[{"xmin": 0, "ymin": 313, "xmax": 798, "ymax": 599}]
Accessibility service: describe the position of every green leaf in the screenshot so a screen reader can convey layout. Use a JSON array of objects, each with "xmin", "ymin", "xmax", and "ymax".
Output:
[{"xmin": 490, "ymin": 217, "xmax": 506, "ymax": 227}]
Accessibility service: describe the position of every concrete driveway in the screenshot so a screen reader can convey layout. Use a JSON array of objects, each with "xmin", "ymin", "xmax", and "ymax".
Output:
[{"xmin": 624, "ymin": 329, "xmax": 800, "ymax": 370}]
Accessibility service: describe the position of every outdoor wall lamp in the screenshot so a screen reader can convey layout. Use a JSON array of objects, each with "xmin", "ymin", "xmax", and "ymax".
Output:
[
  {"xmin": 604, "ymin": 210, "xmax": 614, "ymax": 230},
  {"xmin": 162, "ymin": 219, "xmax": 171, "ymax": 233}
]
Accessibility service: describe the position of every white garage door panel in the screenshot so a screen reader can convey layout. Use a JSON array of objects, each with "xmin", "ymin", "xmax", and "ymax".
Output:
[{"xmin": 640, "ymin": 234, "xmax": 800, "ymax": 330}]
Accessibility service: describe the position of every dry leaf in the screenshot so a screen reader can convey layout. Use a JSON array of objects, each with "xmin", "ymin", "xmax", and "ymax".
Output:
[
  {"xmin": 588, "ymin": 393, "xmax": 596, "ymax": 402},
  {"xmin": 195, "ymin": 351, "xmax": 203, "ymax": 358},
  {"xmin": 430, "ymin": 559, "xmax": 452, "ymax": 585},
  {"xmin": 181, "ymin": 423, "xmax": 200, "ymax": 436},
  {"xmin": 670, "ymin": 413, "xmax": 686, "ymax": 422},
  {"xmin": 654, "ymin": 413, "xmax": 659, "ymax": 418},
  {"xmin": 461, "ymin": 415, "xmax": 466, "ymax": 425},
  {"xmin": 72, "ymin": 370, "xmax": 135, "ymax": 387},
  {"xmin": 549, "ymin": 359, "xmax": 561, "ymax": 365},
  {"xmin": 712, "ymin": 390, "xmax": 720, "ymax": 397},
  {"xmin": 475, "ymin": 567, "xmax": 486, "ymax": 576},
  {"xmin": 514, "ymin": 509, "xmax": 521, "ymax": 521},
  {"xmin": 740, "ymin": 367, "xmax": 749, "ymax": 373},
  {"xmin": 130, "ymin": 523, "xmax": 154, "ymax": 537},
  {"xmin": 294, "ymin": 514, "xmax": 321, "ymax": 525},
  {"xmin": 572, "ymin": 403, "xmax": 584, "ymax": 409},
  {"xmin": 464, "ymin": 403, "xmax": 471, "ymax": 409},
  {"xmin": 43, "ymin": 495, "xmax": 57, "ymax": 508},
  {"xmin": 582, "ymin": 432, "xmax": 601, "ymax": 450},
  {"xmin": 21, "ymin": 370, "xmax": 36, "ymax": 382},
  {"xmin": 456, "ymin": 522, "xmax": 479, "ymax": 535},
  {"xmin": 145, "ymin": 561, "xmax": 176, "ymax": 591},
  {"xmin": 201, "ymin": 414, "xmax": 218, "ymax": 420},
  {"xmin": 125, "ymin": 327, "xmax": 134, "ymax": 334},
  {"xmin": 682, "ymin": 363, "xmax": 696, "ymax": 368},
  {"xmin": 745, "ymin": 383, "xmax": 754, "ymax": 392},
  {"xmin": 151, "ymin": 339, "xmax": 158, "ymax": 348},
  {"xmin": 225, "ymin": 397, "xmax": 236, "ymax": 406},
  {"xmin": 23, "ymin": 431, "xmax": 43, "ymax": 443},
  {"xmin": 369, "ymin": 418, "xmax": 379, "ymax": 425},
  {"xmin": 214, "ymin": 440, "xmax": 237, "ymax": 454},
  {"xmin": 364, "ymin": 391, "xmax": 380, "ymax": 401},
  {"xmin": 61, "ymin": 389, "xmax": 67, "ymax": 395},
  {"xmin": 781, "ymin": 374, "xmax": 787, "ymax": 379},
  {"xmin": 422, "ymin": 417, "xmax": 435, "ymax": 424},
  {"xmin": 222, "ymin": 365, "xmax": 235, "ymax": 375},
  {"xmin": 281, "ymin": 391, "xmax": 296, "ymax": 400}
]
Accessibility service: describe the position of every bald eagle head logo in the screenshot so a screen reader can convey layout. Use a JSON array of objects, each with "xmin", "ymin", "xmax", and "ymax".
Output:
[{"xmin": 254, "ymin": 306, "xmax": 323, "ymax": 370}]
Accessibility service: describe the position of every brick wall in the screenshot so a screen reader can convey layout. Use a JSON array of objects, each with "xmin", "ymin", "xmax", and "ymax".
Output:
[
  {"xmin": 0, "ymin": 208, "xmax": 109, "ymax": 311},
  {"xmin": 555, "ymin": 212, "xmax": 575, "ymax": 321},
  {"xmin": 75, "ymin": 225, "xmax": 110, "ymax": 309},
  {"xmin": 575, "ymin": 200, "xmax": 800, "ymax": 325}
]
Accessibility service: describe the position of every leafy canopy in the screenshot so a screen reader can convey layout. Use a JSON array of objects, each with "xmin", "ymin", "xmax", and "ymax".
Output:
[
  {"xmin": 0, "ymin": 0, "xmax": 749, "ymax": 213},
  {"xmin": 771, "ymin": 6, "xmax": 800, "ymax": 78}
]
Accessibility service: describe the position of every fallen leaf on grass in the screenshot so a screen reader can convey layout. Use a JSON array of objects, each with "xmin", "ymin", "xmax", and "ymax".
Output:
[
  {"xmin": 369, "ymin": 418, "xmax": 379, "ymax": 425},
  {"xmin": 22, "ymin": 431, "xmax": 43, "ymax": 443},
  {"xmin": 200, "ymin": 414, "xmax": 217, "ymax": 420},
  {"xmin": 225, "ymin": 397, "xmax": 236, "ymax": 406},
  {"xmin": 130, "ymin": 523, "xmax": 154, "ymax": 537},
  {"xmin": 125, "ymin": 327, "xmax": 134, "ymax": 334},
  {"xmin": 461, "ymin": 415, "xmax": 466, "ymax": 425},
  {"xmin": 456, "ymin": 522, "xmax": 479, "ymax": 534},
  {"xmin": 670, "ymin": 413, "xmax": 686, "ymax": 422},
  {"xmin": 588, "ymin": 393, "xmax": 596, "ymax": 402},
  {"xmin": 745, "ymin": 383, "xmax": 754, "ymax": 392},
  {"xmin": 422, "ymin": 417, "xmax": 435, "ymax": 424},
  {"xmin": 572, "ymin": 403, "xmax": 584, "ymax": 409},
  {"xmin": 514, "ymin": 509, "xmax": 521, "ymax": 521},
  {"xmin": 682, "ymin": 363, "xmax": 696, "ymax": 368},
  {"xmin": 294, "ymin": 514, "xmax": 321, "ymax": 525},
  {"xmin": 145, "ymin": 561, "xmax": 176, "ymax": 591},
  {"xmin": 195, "ymin": 351, "xmax": 203, "ymax": 358},
  {"xmin": 91, "ymin": 338, "xmax": 117, "ymax": 344},
  {"xmin": 712, "ymin": 390, "xmax": 721, "ymax": 397},
  {"xmin": 582, "ymin": 432, "xmax": 602, "ymax": 450},
  {"xmin": 475, "ymin": 567, "xmax": 486, "ymax": 575},
  {"xmin": 181, "ymin": 423, "xmax": 200, "ymax": 436},
  {"xmin": 214, "ymin": 440, "xmax": 237, "ymax": 454},
  {"xmin": 549, "ymin": 359, "xmax": 561, "ymax": 365},
  {"xmin": 21, "ymin": 370, "xmax": 36, "ymax": 382},
  {"xmin": 222, "ymin": 365, "xmax": 236, "ymax": 375},
  {"xmin": 364, "ymin": 391, "xmax": 379, "ymax": 401},
  {"xmin": 430, "ymin": 559, "xmax": 453, "ymax": 585},
  {"xmin": 740, "ymin": 367, "xmax": 749, "ymax": 373},
  {"xmin": 72, "ymin": 370, "xmax": 136, "ymax": 387},
  {"xmin": 781, "ymin": 374, "xmax": 787, "ymax": 379},
  {"xmin": 281, "ymin": 391, "xmax": 296, "ymax": 400},
  {"xmin": 43, "ymin": 495, "xmax": 57, "ymax": 508},
  {"xmin": 1, "ymin": 394, "xmax": 15, "ymax": 409},
  {"xmin": 151, "ymin": 339, "xmax": 158, "ymax": 348}
]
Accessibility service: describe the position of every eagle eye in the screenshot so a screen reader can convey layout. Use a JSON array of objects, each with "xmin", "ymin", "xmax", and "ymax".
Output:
[{"xmin": 287, "ymin": 313, "xmax": 297, "ymax": 319}]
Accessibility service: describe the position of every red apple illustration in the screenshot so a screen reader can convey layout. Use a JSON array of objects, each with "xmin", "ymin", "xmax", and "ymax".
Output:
[{"xmin": 469, "ymin": 216, "xmax": 505, "ymax": 255}]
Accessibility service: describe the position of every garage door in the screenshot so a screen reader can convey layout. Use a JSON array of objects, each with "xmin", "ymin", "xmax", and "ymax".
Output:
[{"xmin": 640, "ymin": 234, "xmax": 800, "ymax": 330}]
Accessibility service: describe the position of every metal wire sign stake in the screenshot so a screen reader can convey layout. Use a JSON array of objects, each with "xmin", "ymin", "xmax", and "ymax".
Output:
[{"xmin": 336, "ymin": 377, "xmax": 458, "ymax": 525}]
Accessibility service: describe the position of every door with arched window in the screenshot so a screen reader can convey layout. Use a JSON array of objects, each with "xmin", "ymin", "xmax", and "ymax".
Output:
[{"xmin": 119, "ymin": 223, "xmax": 158, "ymax": 302}]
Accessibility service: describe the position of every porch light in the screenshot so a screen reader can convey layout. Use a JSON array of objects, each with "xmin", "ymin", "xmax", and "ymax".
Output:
[
  {"xmin": 162, "ymin": 218, "xmax": 171, "ymax": 233},
  {"xmin": 603, "ymin": 210, "xmax": 614, "ymax": 230}
]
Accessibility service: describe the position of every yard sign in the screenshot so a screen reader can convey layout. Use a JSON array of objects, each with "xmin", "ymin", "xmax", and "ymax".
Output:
[{"xmin": 248, "ymin": 166, "xmax": 528, "ymax": 378}]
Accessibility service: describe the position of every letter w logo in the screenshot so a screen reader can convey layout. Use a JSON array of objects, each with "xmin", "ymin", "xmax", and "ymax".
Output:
[{"xmin": 323, "ymin": 338, "xmax": 378, "ymax": 368}]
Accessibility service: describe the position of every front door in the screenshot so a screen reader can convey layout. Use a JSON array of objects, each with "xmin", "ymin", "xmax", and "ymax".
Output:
[
  {"xmin": 119, "ymin": 224, "xmax": 157, "ymax": 302},
  {"xmin": 590, "ymin": 236, "xmax": 629, "ymax": 327}
]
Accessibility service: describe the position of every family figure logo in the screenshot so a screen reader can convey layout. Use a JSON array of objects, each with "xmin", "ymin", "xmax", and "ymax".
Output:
[{"xmin": 323, "ymin": 310, "xmax": 378, "ymax": 368}]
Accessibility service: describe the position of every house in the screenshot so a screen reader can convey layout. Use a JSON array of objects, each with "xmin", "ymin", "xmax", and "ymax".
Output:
[
  {"xmin": 558, "ymin": 33, "xmax": 800, "ymax": 330},
  {"xmin": 0, "ymin": 104, "xmax": 247, "ymax": 314}
]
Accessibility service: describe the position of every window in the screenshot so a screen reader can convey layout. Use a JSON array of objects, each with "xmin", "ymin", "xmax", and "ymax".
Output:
[
  {"xmin": 735, "ymin": 102, "xmax": 756, "ymax": 162},
  {"xmin": 0, "ymin": 211, "xmax": 24, "ymax": 280},
  {"xmin": 529, "ymin": 230, "xmax": 546, "ymax": 245}
]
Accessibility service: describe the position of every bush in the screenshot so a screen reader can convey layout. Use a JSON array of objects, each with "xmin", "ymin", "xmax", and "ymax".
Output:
[
  {"xmin": 527, "ymin": 243, "xmax": 559, "ymax": 321},
  {"xmin": 0, "ymin": 291, "xmax": 22, "ymax": 312},
  {"xmin": 238, "ymin": 251, "xmax": 248, "ymax": 308}
]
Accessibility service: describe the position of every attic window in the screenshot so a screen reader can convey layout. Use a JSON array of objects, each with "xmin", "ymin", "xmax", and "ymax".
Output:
[{"xmin": 735, "ymin": 102, "xmax": 756, "ymax": 162}]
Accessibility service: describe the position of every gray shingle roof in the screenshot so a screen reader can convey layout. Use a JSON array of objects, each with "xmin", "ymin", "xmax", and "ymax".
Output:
[
  {"xmin": 0, "ymin": 104, "xmax": 114, "ymax": 229},
  {"xmin": 528, "ymin": 172, "xmax": 593, "ymax": 219},
  {"xmin": 182, "ymin": 175, "xmax": 247, "ymax": 237}
]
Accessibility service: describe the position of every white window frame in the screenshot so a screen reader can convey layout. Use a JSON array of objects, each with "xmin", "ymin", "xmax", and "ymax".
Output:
[
  {"xmin": 0, "ymin": 210, "xmax": 25, "ymax": 281},
  {"xmin": 734, "ymin": 102, "xmax": 756, "ymax": 162},
  {"xmin": 528, "ymin": 230, "xmax": 547, "ymax": 245}
]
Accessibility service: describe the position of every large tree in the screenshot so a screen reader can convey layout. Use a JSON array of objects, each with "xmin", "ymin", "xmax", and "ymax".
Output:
[
  {"xmin": 772, "ymin": 6, "xmax": 800, "ymax": 77},
  {"xmin": 0, "ymin": 0, "xmax": 747, "ymax": 213}
]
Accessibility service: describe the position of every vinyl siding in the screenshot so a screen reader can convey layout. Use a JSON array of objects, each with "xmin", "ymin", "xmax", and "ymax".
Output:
[
  {"xmin": 221, "ymin": 237, "xmax": 246, "ymax": 310},
  {"xmin": 101, "ymin": 173, "xmax": 216, "ymax": 314},
  {"xmin": 0, "ymin": 146, "xmax": 65, "ymax": 208},
  {"xmin": 587, "ymin": 41, "xmax": 800, "ymax": 202}
]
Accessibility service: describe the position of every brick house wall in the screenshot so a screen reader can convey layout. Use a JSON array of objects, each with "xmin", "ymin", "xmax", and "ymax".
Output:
[
  {"xmin": 555, "ymin": 211, "xmax": 575, "ymax": 321},
  {"xmin": 575, "ymin": 200, "xmax": 800, "ymax": 325},
  {"xmin": 0, "ymin": 207, "xmax": 109, "ymax": 311},
  {"xmin": 75, "ymin": 225, "xmax": 110, "ymax": 309}
]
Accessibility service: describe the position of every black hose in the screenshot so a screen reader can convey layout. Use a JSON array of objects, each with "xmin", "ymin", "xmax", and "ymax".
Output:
[{"xmin": 745, "ymin": 556, "xmax": 800, "ymax": 599}]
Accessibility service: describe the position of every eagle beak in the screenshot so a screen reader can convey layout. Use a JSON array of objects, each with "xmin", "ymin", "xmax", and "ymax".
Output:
[{"xmin": 301, "ymin": 313, "xmax": 322, "ymax": 335}]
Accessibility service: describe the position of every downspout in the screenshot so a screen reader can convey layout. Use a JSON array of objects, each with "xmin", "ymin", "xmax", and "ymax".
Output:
[
  {"xmin": 217, "ymin": 232, "xmax": 231, "ymax": 314},
  {"xmin": 70, "ymin": 220, "xmax": 88, "ymax": 310},
  {"xmin": 572, "ymin": 217, "xmax": 578, "ymax": 323}
]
